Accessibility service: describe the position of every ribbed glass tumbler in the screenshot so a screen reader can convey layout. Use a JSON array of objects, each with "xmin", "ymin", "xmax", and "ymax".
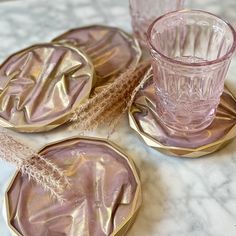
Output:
[
  {"xmin": 148, "ymin": 10, "xmax": 236, "ymax": 133},
  {"xmin": 129, "ymin": 0, "xmax": 184, "ymax": 45}
]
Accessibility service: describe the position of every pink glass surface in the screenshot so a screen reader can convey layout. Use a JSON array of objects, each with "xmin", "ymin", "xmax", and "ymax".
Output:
[
  {"xmin": 148, "ymin": 10, "xmax": 236, "ymax": 133},
  {"xmin": 129, "ymin": 0, "xmax": 184, "ymax": 44}
]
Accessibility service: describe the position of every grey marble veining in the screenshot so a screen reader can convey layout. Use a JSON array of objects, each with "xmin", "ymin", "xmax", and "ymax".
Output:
[{"xmin": 1, "ymin": 0, "xmax": 236, "ymax": 236}]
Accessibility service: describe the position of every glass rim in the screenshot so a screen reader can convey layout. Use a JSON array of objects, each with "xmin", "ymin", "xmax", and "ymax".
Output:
[{"xmin": 147, "ymin": 9, "xmax": 236, "ymax": 67}]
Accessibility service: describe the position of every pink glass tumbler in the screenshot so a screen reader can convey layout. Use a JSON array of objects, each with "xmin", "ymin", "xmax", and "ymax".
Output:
[
  {"xmin": 129, "ymin": 0, "xmax": 184, "ymax": 45},
  {"xmin": 148, "ymin": 10, "xmax": 236, "ymax": 133}
]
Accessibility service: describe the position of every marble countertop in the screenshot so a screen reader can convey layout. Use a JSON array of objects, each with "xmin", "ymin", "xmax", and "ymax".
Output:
[{"xmin": 1, "ymin": 0, "xmax": 236, "ymax": 235}]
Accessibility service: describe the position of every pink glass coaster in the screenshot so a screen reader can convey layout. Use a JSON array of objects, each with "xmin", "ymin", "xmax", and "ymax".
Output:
[{"xmin": 129, "ymin": 68, "xmax": 236, "ymax": 157}]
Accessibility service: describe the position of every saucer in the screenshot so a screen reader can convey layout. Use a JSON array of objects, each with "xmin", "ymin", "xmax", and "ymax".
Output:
[{"xmin": 129, "ymin": 68, "xmax": 236, "ymax": 158}]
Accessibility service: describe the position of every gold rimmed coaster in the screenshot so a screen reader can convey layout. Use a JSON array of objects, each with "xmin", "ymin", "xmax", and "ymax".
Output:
[
  {"xmin": 129, "ymin": 68, "xmax": 236, "ymax": 158},
  {"xmin": 53, "ymin": 25, "xmax": 142, "ymax": 91},
  {"xmin": 0, "ymin": 43, "xmax": 95, "ymax": 132},
  {"xmin": 4, "ymin": 136, "xmax": 141, "ymax": 236}
]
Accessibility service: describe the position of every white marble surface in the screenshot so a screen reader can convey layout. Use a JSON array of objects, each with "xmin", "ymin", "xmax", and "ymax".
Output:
[{"xmin": 1, "ymin": 0, "xmax": 236, "ymax": 235}]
